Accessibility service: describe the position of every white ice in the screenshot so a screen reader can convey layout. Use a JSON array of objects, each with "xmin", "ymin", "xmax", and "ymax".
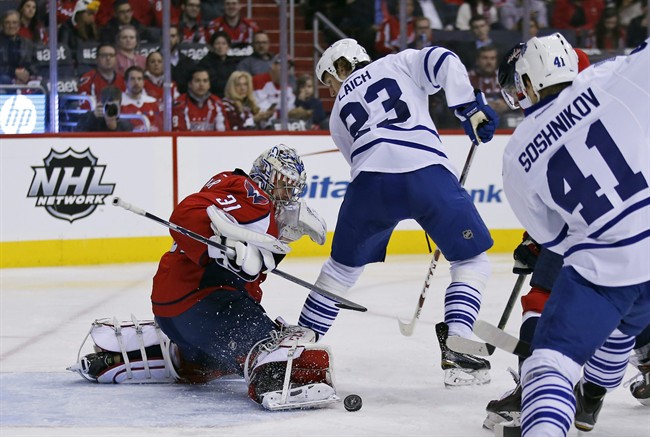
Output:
[{"xmin": 1, "ymin": 254, "xmax": 649, "ymax": 436}]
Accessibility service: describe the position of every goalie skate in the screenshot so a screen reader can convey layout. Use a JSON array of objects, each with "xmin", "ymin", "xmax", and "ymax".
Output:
[
  {"xmin": 436, "ymin": 322, "xmax": 491, "ymax": 387},
  {"xmin": 245, "ymin": 325, "xmax": 338, "ymax": 411}
]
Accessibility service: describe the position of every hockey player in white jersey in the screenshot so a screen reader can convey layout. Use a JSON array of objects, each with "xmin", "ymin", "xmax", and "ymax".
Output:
[
  {"xmin": 297, "ymin": 38, "xmax": 500, "ymax": 386},
  {"xmin": 501, "ymin": 34, "xmax": 650, "ymax": 436}
]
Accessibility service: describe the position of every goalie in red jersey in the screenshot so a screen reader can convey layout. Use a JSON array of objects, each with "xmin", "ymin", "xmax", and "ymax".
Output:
[{"xmin": 69, "ymin": 145, "xmax": 339, "ymax": 411}]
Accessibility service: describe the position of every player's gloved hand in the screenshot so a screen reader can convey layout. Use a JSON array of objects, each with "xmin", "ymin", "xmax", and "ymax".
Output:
[
  {"xmin": 454, "ymin": 90, "xmax": 499, "ymax": 144},
  {"xmin": 277, "ymin": 199, "xmax": 327, "ymax": 245},
  {"xmin": 209, "ymin": 236, "xmax": 276, "ymax": 281},
  {"xmin": 512, "ymin": 231, "xmax": 541, "ymax": 274}
]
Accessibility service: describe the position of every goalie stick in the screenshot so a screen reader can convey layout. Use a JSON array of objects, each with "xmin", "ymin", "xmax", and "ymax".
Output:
[
  {"xmin": 397, "ymin": 141, "xmax": 479, "ymax": 336},
  {"xmin": 112, "ymin": 197, "xmax": 367, "ymax": 312},
  {"xmin": 446, "ymin": 273, "xmax": 528, "ymax": 355}
]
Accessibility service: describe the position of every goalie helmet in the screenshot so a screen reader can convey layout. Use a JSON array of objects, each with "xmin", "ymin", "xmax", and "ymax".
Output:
[
  {"xmin": 515, "ymin": 33, "xmax": 579, "ymax": 102},
  {"xmin": 316, "ymin": 38, "xmax": 371, "ymax": 84},
  {"xmin": 250, "ymin": 144, "xmax": 306, "ymax": 206}
]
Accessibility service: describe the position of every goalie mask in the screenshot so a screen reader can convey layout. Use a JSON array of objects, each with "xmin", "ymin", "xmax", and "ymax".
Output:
[
  {"xmin": 316, "ymin": 38, "xmax": 371, "ymax": 84},
  {"xmin": 250, "ymin": 144, "xmax": 306, "ymax": 206},
  {"xmin": 514, "ymin": 33, "xmax": 579, "ymax": 102}
]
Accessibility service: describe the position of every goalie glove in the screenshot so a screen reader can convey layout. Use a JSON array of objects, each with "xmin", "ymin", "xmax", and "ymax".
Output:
[
  {"xmin": 276, "ymin": 199, "xmax": 327, "ymax": 245},
  {"xmin": 512, "ymin": 232, "xmax": 541, "ymax": 275},
  {"xmin": 454, "ymin": 90, "xmax": 499, "ymax": 144},
  {"xmin": 208, "ymin": 236, "xmax": 276, "ymax": 281}
]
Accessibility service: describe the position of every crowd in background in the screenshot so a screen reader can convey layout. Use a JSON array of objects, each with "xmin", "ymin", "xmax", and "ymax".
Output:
[{"xmin": 0, "ymin": 0, "xmax": 647, "ymax": 132}]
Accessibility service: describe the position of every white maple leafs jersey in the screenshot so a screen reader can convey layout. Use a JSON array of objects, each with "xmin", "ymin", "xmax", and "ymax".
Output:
[
  {"xmin": 329, "ymin": 47, "xmax": 476, "ymax": 180},
  {"xmin": 503, "ymin": 41, "xmax": 650, "ymax": 286}
]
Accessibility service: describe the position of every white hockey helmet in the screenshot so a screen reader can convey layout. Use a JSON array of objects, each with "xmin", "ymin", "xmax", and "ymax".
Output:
[
  {"xmin": 250, "ymin": 144, "xmax": 306, "ymax": 205},
  {"xmin": 316, "ymin": 38, "xmax": 371, "ymax": 84},
  {"xmin": 515, "ymin": 33, "xmax": 579, "ymax": 102}
]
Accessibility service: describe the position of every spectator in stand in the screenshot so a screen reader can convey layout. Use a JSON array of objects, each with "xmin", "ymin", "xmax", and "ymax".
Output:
[
  {"xmin": 178, "ymin": 0, "xmax": 208, "ymax": 44},
  {"xmin": 172, "ymin": 66, "xmax": 229, "ymax": 131},
  {"xmin": 455, "ymin": 0, "xmax": 500, "ymax": 30},
  {"xmin": 236, "ymin": 30, "xmax": 274, "ymax": 76},
  {"xmin": 448, "ymin": 15, "xmax": 497, "ymax": 68},
  {"xmin": 78, "ymin": 43, "xmax": 126, "ymax": 106},
  {"xmin": 252, "ymin": 55, "xmax": 310, "ymax": 130},
  {"xmin": 499, "ymin": 0, "xmax": 548, "ymax": 31},
  {"xmin": 114, "ymin": 25, "xmax": 146, "ymax": 76},
  {"xmin": 551, "ymin": 0, "xmax": 605, "ymax": 35},
  {"xmin": 169, "ymin": 24, "xmax": 197, "ymax": 94},
  {"xmin": 144, "ymin": 51, "xmax": 180, "ymax": 100},
  {"xmin": 0, "ymin": 9, "xmax": 34, "ymax": 88},
  {"xmin": 467, "ymin": 45, "xmax": 513, "ymax": 126},
  {"xmin": 222, "ymin": 70, "xmax": 275, "ymax": 130},
  {"xmin": 58, "ymin": 0, "xmax": 100, "ymax": 56},
  {"xmin": 408, "ymin": 16, "xmax": 435, "ymax": 49},
  {"xmin": 152, "ymin": 0, "xmax": 183, "ymax": 27},
  {"xmin": 18, "ymin": 0, "xmax": 48, "ymax": 43},
  {"xmin": 76, "ymin": 85, "xmax": 134, "ymax": 132},
  {"xmin": 375, "ymin": 0, "xmax": 417, "ymax": 56},
  {"xmin": 95, "ymin": 0, "xmax": 154, "ymax": 28},
  {"xmin": 590, "ymin": 7, "xmax": 627, "ymax": 49},
  {"xmin": 626, "ymin": 2, "xmax": 647, "ymax": 47},
  {"xmin": 121, "ymin": 65, "xmax": 163, "ymax": 132},
  {"xmin": 294, "ymin": 74, "xmax": 327, "ymax": 130},
  {"xmin": 100, "ymin": 0, "xmax": 158, "ymax": 45},
  {"xmin": 197, "ymin": 31, "xmax": 239, "ymax": 98},
  {"xmin": 206, "ymin": 0, "xmax": 259, "ymax": 46}
]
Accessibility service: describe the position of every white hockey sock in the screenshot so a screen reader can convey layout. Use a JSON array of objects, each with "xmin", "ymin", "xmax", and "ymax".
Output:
[
  {"xmin": 521, "ymin": 349, "xmax": 581, "ymax": 437},
  {"xmin": 445, "ymin": 253, "xmax": 489, "ymax": 338},
  {"xmin": 584, "ymin": 329, "xmax": 635, "ymax": 390}
]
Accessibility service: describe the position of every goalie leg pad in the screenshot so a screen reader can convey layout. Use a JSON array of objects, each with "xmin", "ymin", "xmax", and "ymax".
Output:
[
  {"xmin": 67, "ymin": 316, "xmax": 179, "ymax": 383},
  {"xmin": 245, "ymin": 326, "xmax": 339, "ymax": 410}
]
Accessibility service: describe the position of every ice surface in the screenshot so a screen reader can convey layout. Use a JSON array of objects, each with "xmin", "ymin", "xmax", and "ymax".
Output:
[{"xmin": 1, "ymin": 254, "xmax": 648, "ymax": 436}]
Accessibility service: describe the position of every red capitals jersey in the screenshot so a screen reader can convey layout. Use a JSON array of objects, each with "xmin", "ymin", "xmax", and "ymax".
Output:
[
  {"xmin": 121, "ymin": 92, "xmax": 163, "ymax": 131},
  {"xmin": 172, "ymin": 93, "xmax": 229, "ymax": 131},
  {"xmin": 152, "ymin": 170, "xmax": 279, "ymax": 317},
  {"xmin": 206, "ymin": 17, "xmax": 260, "ymax": 44},
  {"xmin": 78, "ymin": 70, "xmax": 126, "ymax": 108}
]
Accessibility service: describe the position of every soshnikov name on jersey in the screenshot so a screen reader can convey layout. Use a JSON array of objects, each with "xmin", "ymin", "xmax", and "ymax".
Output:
[
  {"xmin": 519, "ymin": 87, "xmax": 601, "ymax": 173},
  {"xmin": 338, "ymin": 71, "xmax": 372, "ymax": 101}
]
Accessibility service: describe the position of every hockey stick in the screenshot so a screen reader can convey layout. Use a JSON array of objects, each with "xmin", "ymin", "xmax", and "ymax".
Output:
[
  {"xmin": 112, "ymin": 197, "xmax": 367, "ymax": 312},
  {"xmin": 397, "ymin": 141, "xmax": 480, "ymax": 336},
  {"xmin": 473, "ymin": 319, "xmax": 531, "ymax": 359},
  {"xmin": 447, "ymin": 273, "xmax": 528, "ymax": 355}
]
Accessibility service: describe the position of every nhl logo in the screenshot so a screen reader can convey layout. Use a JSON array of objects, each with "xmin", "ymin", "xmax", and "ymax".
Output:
[
  {"xmin": 462, "ymin": 229, "xmax": 474, "ymax": 240},
  {"xmin": 27, "ymin": 148, "xmax": 115, "ymax": 222}
]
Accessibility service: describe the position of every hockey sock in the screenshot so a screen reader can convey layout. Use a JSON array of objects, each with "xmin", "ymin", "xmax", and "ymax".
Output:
[
  {"xmin": 298, "ymin": 291, "xmax": 340, "ymax": 338},
  {"xmin": 584, "ymin": 329, "xmax": 635, "ymax": 390},
  {"xmin": 444, "ymin": 281, "xmax": 481, "ymax": 338}
]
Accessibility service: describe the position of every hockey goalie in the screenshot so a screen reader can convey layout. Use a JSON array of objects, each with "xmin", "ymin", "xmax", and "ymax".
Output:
[{"xmin": 68, "ymin": 145, "xmax": 339, "ymax": 411}]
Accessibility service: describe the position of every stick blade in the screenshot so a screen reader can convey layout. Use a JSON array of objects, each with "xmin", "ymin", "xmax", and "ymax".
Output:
[
  {"xmin": 397, "ymin": 318, "xmax": 415, "ymax": 336},
  {"xmin": 473, "ymin": 320, "xmax": 531, "ymax": 358},
  {"xmin": 446, "ymin": 336, "xmax": 492, "ymax": 356}
]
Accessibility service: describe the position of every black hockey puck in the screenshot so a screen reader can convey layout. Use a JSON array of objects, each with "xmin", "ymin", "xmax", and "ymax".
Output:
[{"xmin": 344, "ymin": 394, "xmax": 362, "ymax": 411}]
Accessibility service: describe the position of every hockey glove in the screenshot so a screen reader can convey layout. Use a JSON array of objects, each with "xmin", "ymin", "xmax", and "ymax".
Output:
[
  {"xmin": 277, "ymin": 199, "xmax": 327, "ymax": 245},
  {"xmin": 512, "ymin": 232, "xmax": 541, "ymax": 274},
  {"xmin": 208, "ymin": 236, "xmax": 276, "ymax": 281},
  {"xmin": 454, "ymin": 90, "xmax": 499, "ymax": 144}
]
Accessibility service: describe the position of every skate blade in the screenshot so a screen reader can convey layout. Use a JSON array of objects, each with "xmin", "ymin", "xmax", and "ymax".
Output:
[
  {"xmin": 444, "ymin": 368, "xmax": 491, "ymax": 387},
  {"xmin": 261, "ymin": 383, "xmax": 340, "ymax": 411},
  {"xmin": 574, "ymin": 420, "xmax": 595, "ymax": 432},
  {"xmin": 483, "ymin": 411, "xmax": 519, "ymax": 431}
]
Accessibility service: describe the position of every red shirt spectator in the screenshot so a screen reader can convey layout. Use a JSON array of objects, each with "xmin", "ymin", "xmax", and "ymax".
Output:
[
  {"xmin": 178, "ymin": 0, "xmax": 208, "ymax": 43},
  {"xmin": 56, "ymin": 0, "xmax": 77, "ymax": 25},
  {"xmin": 78, "ymin": 44, "xmax": 126, "ymax": 107},
  {"xmin": 552, "ymin": 0, "xmax": 605, "ymax": 32},
  {"xmin": 206, "ymin": 0, "xmax": 259, "ymax": 44},
  {"xmin": 18, "ymin": 0, "xmax": 48, "ymax": 43},
  {"xmin": 172, "ymin": 68, "xmax": 229, "ymax": 131},
  {"xmin": 121, "ymin": 65, "xmax": 163, "ymax": 131},
  {"xmin": 375, "ymin": 1, "xmax": 415, "ymax": 56}
]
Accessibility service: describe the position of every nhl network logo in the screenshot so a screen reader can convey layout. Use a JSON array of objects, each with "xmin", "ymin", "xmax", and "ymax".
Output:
[{"xmin": 27, "ymin": 148, "xmax": 115, "ymax": 222}]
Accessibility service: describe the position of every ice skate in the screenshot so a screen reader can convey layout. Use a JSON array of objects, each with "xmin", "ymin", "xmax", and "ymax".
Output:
[
  {"xmin": 436, "ymin": 322, "xmax": 491, "ymax": 387},
  {"xmin": 484, "ymin": 368, "xmax": 521, "ymax": 432},
  {"xmin": 574, "ymin": 381, "xmax": 606, "ymax": 432},
  {"xmin": 629, "ymin": 351, "xmax": 650, "ymax": 406}
]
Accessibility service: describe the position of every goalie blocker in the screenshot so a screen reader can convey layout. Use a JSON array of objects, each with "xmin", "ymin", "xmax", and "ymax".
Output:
[{"xmin": 68, "ymin": 316, "xmax": 339, "ymax": 410}]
